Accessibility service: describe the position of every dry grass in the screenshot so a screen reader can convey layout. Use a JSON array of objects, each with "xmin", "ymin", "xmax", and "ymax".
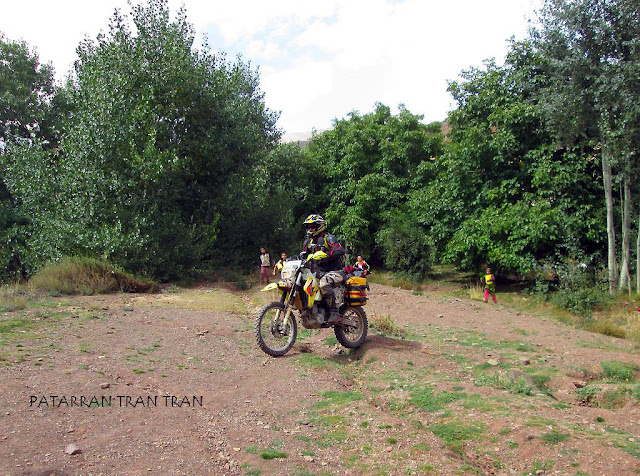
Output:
[
  {"xmin": 367, "ymin": 271, "xmax": 416, "ymax": 291},
  {"xmin": 585, "ymin": 320, "xmax": 627, "ymax": 339},
  {"xmin": 0, "ymin": 286, "xmax": 28, "ymax": 312},
  {"xmin": 624, "ymin": 310, "xmax": 640, "ymax": 343},
  {"xmin": 467, "ymin": 282, "xmax": 484, "ymax": 301},
  {"xmin": 141, "ymin": 288, "xmax": 246, "ymax": 312},
  {"xmin": 369, "ymin": 312, "xmax": 406, "ymax": 337},
  {"xmin": 28, "ymin": 257, "xmax": 158, "ymax": 295}
]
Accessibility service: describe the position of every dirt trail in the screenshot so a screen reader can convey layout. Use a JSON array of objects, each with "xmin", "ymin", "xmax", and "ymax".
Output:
[{"xmin": 1, "ymin": 283, "xmax": 639, "ymax": 475}]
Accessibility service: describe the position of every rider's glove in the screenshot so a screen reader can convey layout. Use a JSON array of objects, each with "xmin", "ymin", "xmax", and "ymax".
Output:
[{"xmin": 310, "ymin": 251, "xmax": 328, "ymax": 261}]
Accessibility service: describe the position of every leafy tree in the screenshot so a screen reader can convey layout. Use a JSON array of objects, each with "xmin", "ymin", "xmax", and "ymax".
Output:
[
  {"xmin": 533, "ymin": 0, "xmax": 640, "ymax": 292},
  {"xmin": 306, "ymin": 103, "xmax": 443, "ymax": 271},
  {"xmin": 413, "ymin": 41, "xmax": 603, "ymax": 275},
  {"xmin": 2, "ymin": 0, "xmax": 280, "ymax": 280},
  {"xmin": 0, "ymin": 33, "xmax": 56, "ymax": 146},
  {"xmin": 0, "ymin": 33, "xmax": 58, "ymax": 280}
]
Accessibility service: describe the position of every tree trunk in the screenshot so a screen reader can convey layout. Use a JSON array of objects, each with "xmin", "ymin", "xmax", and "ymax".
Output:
[
  {"xmin": 618, "ymin": 174, "xmax": 631, "ymax": 294},
  {"xmin": 602, "ymin": 153, "xmax": 617, "ymax": 293}
]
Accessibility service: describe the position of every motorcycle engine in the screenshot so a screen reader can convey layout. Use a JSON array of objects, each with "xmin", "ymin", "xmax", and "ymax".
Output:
[{"xmin": 300, "ymin": 307, "xmax": 325, "ymax": 329}]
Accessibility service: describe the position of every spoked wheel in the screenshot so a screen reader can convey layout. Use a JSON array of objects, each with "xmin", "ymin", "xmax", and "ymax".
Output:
[
  {"xmin": 334, "ymin": 306, "xmax": 368, "ymax": 349},
  {"xmin": 255, "ymin": 302, "xmax": 298, "ymax": 357}
]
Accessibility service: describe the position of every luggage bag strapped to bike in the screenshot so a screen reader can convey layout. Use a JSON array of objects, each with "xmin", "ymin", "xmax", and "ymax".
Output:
[{"xmin": 345, "ymin": 276, "xmax": 368, "ymax": 306}]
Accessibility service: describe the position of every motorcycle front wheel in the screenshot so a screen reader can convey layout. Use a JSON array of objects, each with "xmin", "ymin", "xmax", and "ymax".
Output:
[
  {"xmin": 255, "ymin": 302, "xmax": 298, "ymax": 357},
  {"xmin": 335, "ymin": 306, "xmax": 368, "ymax": 349}
]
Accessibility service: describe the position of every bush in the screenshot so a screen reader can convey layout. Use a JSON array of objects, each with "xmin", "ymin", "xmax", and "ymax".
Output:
[
  {"xmin": 550, "ymin": 286, "xmax": 609, "ymax": 317},
  {"xmin": 28, "ymin": 257, "xmax": 158, "ymax": 295},
  {"xmin": 376, "ymin": 211, "xmax": 431, "ymax": 277}
]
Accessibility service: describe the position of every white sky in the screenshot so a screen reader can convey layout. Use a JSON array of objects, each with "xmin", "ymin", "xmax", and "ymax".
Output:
[{"xmin": 1, "ymin": 0, "xmax": 541, "ymax": 139}]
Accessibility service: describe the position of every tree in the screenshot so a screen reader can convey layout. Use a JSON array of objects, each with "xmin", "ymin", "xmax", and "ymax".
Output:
[
  {"xmin": 305, "ymin": 103, "xmax": 443, "ymax": 272},
  {"xmin": 413, "ymin": 41, "xmax": 603, "ymax": 275},
  {"xmin": 0, "ymin": 33, "xmax": 58, "ymax": 280},
  {"xmin": 534, "ymin": 0, "xmax": 640, "ymax": 293},
  {"xmin": 0, "ymin": 33, "xmax": 56, "ymax": 147},
  {"xmin": 2, "ymin": 0, "xmax": 280, "ymax": 280}
]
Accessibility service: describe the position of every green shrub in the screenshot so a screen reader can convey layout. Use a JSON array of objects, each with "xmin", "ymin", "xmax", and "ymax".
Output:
[
  {"xmin": 28, "ymin": 257, "xmax": 158, "ymax": 295},
  {"xmin": 575, "ymin": 385, "xmax": 601, "ymax": 404},
  {"xmin": 376, "ymin": 211, "xmax": 431, "ymax": 277},
  {"xmin": 550, "ymin": 286, "xmax": 609, "ymax": 317}
]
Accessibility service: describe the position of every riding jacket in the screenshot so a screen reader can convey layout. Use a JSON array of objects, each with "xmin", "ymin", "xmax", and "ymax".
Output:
[{"xmin": 301, "ymin": 232, "xmax": 346, "ymax": 272}]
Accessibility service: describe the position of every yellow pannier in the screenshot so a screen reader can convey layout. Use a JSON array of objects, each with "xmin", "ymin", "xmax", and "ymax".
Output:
[{"xmin": 345, "ymin": 276, "xmax": 368, "ymax": 306}]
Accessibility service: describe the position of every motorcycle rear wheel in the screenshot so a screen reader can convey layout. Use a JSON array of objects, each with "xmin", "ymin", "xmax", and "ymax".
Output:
[
  {"xmin": 334, "ymin": 306, "xmax": 368, "ymax": 349},
  {"xmin": 255, "ymin": 302, "xmax": 298, "ymax": 357}
]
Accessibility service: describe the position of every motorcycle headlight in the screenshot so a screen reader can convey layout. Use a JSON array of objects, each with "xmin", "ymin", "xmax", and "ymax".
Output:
[{"xmin": 280, "ymin": 260, "xmax": 301, "ymax": 281}]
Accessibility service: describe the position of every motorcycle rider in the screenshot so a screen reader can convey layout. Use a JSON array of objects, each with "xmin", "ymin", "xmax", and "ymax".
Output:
[{"xmin": 301, "ymin": 214, "xmax": 346, "ymax": 323}]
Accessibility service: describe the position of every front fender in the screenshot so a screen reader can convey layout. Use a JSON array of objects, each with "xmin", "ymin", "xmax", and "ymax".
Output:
[{"xmin": 261, "ymin": 283, "xmax": 278, "ymax": 292}]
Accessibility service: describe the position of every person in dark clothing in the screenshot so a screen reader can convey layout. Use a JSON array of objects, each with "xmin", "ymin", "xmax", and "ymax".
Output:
[{"xmin": 301, "ymin": 214, "xmax": 346, "ymax": 323}]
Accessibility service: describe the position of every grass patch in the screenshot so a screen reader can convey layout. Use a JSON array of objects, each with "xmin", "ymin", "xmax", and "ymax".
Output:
[
  {"xmin": 600, "ymin": 360, "xmax": 638, "ymax": 382},
  {"xmin": 295, "ymin": 353, "xmax": 330, "ymax": 369},
  {"xmin": 408, "ymin": 387, "xmax": 466, "ymax": 412},
  {"xmin": 316, "ymin": 390, "xmax": 363, "ymax": 408},
  {"xmin": 599, "ymin": 387, "xmax": 629, "ymax": 409},
  {"xmin": 473, "ymin": 371, "xmax": 533, "ymax": 395},
  {"xmin": 0, "ymin": 316, "xmax": 33, "ymax": 335},
  {"xmin": 0, "ymin": 295, "xmax": 28, "ymax": 312},
  {"xmin": 540, "ymin": 430, "xmax": 570, "ymax": 446},
  {"xmin": 586, "ymin": 320, "xmax": 626, "ymax": 339},
  {"xmin": 260, "ymin": 448, "xmax": 287, "ymax": 459},
  {"xmin": 429, "ymin": 420, "xmax": 486, "ymax": 444},
  {"xmin": 29, "ymin": 257, "xmax": 158, "ymax": 295},
  {"xmin": 148, "ymin": 288, "xmax": 245, "ymax": 312}
]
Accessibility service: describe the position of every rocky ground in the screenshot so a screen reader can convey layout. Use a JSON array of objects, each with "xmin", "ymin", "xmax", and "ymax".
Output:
[{"xmin": 1, "ymin": 282, "xmax": 639, "ymax": 475}]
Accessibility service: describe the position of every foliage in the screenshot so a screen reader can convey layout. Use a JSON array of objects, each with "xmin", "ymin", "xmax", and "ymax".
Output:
[
  {"xmin": 305, "ymin": 103, "xmax": 443, "ymax": 271},
  {"xmin": 575, "ymin": 385, "xmax": 601, "ymax": 405},
  {"xmin": 0, "ymin": 33, "xmax": 57, "ymax": 145},
  {"xmin": 0, "ymin": 34, "xmax": 59, "ymax": 281},
  {"xmin": 419, "ymin": 42, "xmax": 604, "ymax": 275},
  {"xmin": 2, "ymin": 0, "xmax": 279, "ymax": 280}
]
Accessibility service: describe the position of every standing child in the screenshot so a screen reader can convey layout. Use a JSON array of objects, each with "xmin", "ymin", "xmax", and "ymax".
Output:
[
  {"xmin": 273, "ymin": 252, "xmax": 288, "ymax": 276},
  {"xmin": 354, "ymin": 255, "xmax": 370, "ymax": 276},
  {"xmin": 481, "ymin": 267, "xmax": 497, "ymax": 304},
  {"xmin": 259, "ymin": 247, "xmax": 272, "ymax": 284}
]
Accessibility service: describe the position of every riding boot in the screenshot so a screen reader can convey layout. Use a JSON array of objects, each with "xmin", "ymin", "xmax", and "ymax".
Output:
[{"xmin": 323, "ymin": 288, "xmax": 340, "ymax": 323}]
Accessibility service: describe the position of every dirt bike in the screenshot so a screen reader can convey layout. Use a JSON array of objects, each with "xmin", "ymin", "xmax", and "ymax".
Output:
[{"xmin": 255, "ymin": 252, "xmax": 369, "ymax": 357}]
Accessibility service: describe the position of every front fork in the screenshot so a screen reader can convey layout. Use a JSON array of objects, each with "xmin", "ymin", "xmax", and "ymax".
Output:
[{"xmin": 273, "ymin": 287, "xmax": 295, "ymax": 330}]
